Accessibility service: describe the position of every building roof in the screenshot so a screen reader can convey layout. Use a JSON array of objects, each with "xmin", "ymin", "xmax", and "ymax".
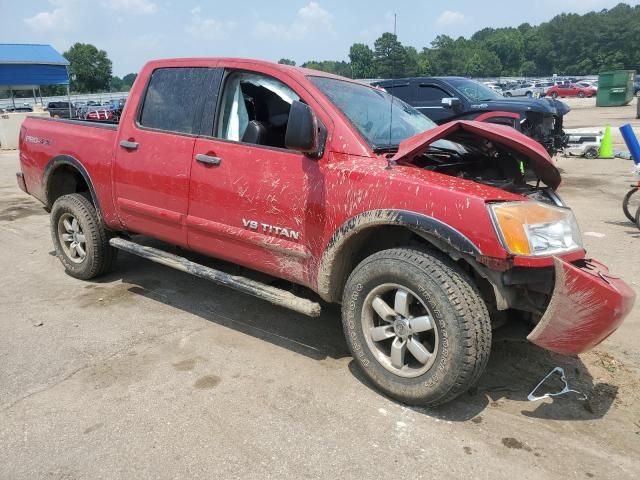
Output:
[{"xmin": 0, "ymin": 44, "xmax": 69, "ymax": 66}]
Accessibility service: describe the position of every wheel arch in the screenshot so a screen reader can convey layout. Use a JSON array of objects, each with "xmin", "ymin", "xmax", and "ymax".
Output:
[
  {"xmin": 316, "ymin": 209, "xmax": 482, "ymax": 302},
  {"xmin": 43, "ymin": 155, "xmax": 103, "ymax": 219}
]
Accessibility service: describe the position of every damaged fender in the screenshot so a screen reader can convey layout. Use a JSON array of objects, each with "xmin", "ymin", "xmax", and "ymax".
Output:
[{"xmin": 527, "ymin": 257, "xmax": 636, "ymax": 355}]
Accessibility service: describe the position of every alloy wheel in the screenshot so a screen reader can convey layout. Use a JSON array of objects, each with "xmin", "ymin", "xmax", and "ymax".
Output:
[
  {"xmin": 57, "ymin": 213, "xmax": 87, "ymax": 263},
  {"xmin": 362, "ymin": 283, "xmax": 439, "ymax": 378}
]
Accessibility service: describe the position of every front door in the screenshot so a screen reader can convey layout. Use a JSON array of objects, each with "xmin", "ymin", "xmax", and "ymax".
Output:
[
  {"xmin": 186, "ymin": 67, "xmax": 325, "ymax": 285},
  {"xmin": 113, "ymin": 67, "xmax": 214, "ymax": 245},
  {"xmin": 414, "ymin": 83, "xmax": 455, "ymax": 123}
]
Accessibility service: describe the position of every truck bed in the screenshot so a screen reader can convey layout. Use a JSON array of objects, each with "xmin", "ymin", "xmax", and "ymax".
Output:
[{"xmin": 19, "ymin": 116, "xmax": 119, "ymax": 224}]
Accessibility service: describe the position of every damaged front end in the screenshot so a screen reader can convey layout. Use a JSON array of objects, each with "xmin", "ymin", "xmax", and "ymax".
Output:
[
  {"xmin": 527, "ymin": 257, "xmax": 635, "ymax": 355},
  {"xmin": 520, "ymin": 107, "xmax": 568, "ymax": 157},
  {"xmin": 390, "ymin": 120, "xmax": 635, "ymax": 355}
]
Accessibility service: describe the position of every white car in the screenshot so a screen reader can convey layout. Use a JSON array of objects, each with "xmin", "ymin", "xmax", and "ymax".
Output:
[
  {"xmin": 576, "ymin": 81, "xmax": 598, "ymax": 91},
  {"xmin": 503, "ymin": 83, "xmax": 549, "ymax": 97},
  {"xmin": 564, "ymin": 129, "xmax": 602, "ymax": 158}
]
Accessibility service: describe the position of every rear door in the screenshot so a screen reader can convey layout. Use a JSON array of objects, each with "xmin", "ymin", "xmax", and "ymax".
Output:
[
  {"xmin": 113, "ymin": 66, "xmax": 216, "ymax": 246},
  {"xmin": 414, "ymin": 82, "xmax": 455, "ymax": 123}
]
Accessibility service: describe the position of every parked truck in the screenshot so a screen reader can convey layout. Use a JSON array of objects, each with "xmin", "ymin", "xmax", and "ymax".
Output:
[{"xmin": 17, "ymin": 58, "xmax": 635, "ymax": 406}]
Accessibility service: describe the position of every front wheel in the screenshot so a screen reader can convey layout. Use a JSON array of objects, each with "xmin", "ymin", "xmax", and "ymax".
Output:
[
  {"xmin": 623, "ymin": 187, "xmax": 640, "ymax": 223},
  {"xmin": 578, "ymin": 91, "xmax": 585, "ymax": 98},
  {"xmin": 551, "ymin": 92, "xmax": 559, "ymax": 99},
  {"xmin": 341, "ymin": 248, "xmax": 491, "ymax": 406},
  {"xmin": 50, "ymin": 193, "xmax": 117, "ymax": 279}
]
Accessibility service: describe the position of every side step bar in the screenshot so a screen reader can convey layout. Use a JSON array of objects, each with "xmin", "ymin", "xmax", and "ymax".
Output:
[{"xmin": 109, "ymin": 237, "xmax": 322, "ymax": 317}]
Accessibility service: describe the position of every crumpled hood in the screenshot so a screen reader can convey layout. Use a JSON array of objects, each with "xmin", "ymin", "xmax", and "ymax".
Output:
[{"xmin": 390, "ymin": 120, "xmax": 562, "ymax": 190}]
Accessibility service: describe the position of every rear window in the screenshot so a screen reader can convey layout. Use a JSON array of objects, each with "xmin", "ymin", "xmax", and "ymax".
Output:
[
  {"xmin": 382, "ymin": 83, "xmax": 413, "ymax": 102},
  {"xmin": 139, "ymin": 67, "xmax": 209, "ymax": 134}
]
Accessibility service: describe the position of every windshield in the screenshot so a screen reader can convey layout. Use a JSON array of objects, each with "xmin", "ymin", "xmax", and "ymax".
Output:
[
  {"xmin": 309, "ymin": 76, "xmax": 436, "ymax": 149},
  {"xmin": 447, "ymin": 78, "xmax": 503, "ymax": 102}
]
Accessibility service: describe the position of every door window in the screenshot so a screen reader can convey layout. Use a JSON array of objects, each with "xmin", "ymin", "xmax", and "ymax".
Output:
[
  {"xmin": 138, "ymin": 67, "xmax": 210, "ymax": 135},
  {"xmin": 383, "ymin": 83, "xmax": 413, "ymax": 102},
  {"xmin": 417, "ymin": 85, "xmax": 449, "ymax": 103},
  {"xmin": 216, "ymin": 72, "xmax": 300, "ymax": 149}
]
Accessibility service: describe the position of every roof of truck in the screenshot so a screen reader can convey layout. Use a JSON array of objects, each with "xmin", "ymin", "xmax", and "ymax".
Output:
[{"xmin": 141, "ymin": 57, "xmax": 366, "ymax": 84}]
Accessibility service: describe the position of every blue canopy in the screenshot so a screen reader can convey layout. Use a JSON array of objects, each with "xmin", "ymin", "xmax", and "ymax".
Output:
[{"xmin": 0, "ymin": 44, "xmax": 69, "ymax": 87}]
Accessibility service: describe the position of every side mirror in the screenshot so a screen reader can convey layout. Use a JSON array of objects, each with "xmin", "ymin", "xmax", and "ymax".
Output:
[
  {"xmin": 441, "ymin": 97, "xmax": 462, "ymax": 110},
  {"xmin": 285, "ymin": 101, "xmax": 319, "ymax": 155}
]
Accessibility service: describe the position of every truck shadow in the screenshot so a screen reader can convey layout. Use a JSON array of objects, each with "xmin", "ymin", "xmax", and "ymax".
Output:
[
  {"xmin": 350, "ymin": 322, "xmax": 618, "ymax": 422},
  {"xmin": 93, "ymin": 243, "xmax": 617, "ymax": 423},
  {"xmin": 97, "ymin": 245, "xmax": 350, "ymax": 361}
]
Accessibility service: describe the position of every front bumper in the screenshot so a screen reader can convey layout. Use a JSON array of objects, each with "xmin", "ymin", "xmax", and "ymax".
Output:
[{"xmin": 527, "ymin": 257, "xmax": 636, "ymax": 355}]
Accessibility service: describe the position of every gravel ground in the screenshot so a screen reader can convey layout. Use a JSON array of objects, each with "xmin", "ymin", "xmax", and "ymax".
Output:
[{"xmin": 1, "ymin": 102, "xmax": 639, "ymax": 479}]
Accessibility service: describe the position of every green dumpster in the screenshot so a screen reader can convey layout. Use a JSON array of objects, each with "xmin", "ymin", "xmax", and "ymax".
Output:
[{"xmin": 597, "ymin": 70, "xmax": 636, "ymax": 107}]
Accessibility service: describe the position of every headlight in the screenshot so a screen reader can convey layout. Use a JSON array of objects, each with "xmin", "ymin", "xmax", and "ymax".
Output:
[{"xmin": 488, "ymin": 201, "xmax": 583, "ymax": 256}]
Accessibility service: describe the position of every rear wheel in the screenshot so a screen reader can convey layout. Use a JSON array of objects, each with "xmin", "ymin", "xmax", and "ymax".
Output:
[
  {"xmin": 505, "ymin": 92, "xmax": 512, "ymax": 97},
  {"xmin": 623, "ymin": 187, "xmax": 640, "ymax": 223},
  {"xmin": 341, "ymin": 248, "xmax": 491, "ymax": 406},
  {"xmin": 50, "ymin": 193, "xmax": 117, "ymax": 279}
]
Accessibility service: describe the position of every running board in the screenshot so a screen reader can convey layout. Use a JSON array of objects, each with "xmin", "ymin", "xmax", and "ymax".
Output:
[{"xmin": 109, "ymin": 237, "xmax": 321, "ymax": 317}]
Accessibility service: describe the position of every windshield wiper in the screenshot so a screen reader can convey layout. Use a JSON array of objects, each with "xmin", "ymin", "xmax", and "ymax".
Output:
[{"xmin": 372, "ymin": 144, "xmax": 399, "ymax": 153}]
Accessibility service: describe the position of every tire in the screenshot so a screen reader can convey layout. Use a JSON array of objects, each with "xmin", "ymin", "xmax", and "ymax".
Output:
[
  {"xmin": 623, "ymin": 187, "xmax": 639, "ymax": 223},
  {"xmin": 551, "ymin": 92, "xmax": 558, "ymax": 99},
  {"xmin": 526, "ymin": 91, "xmax": 532, "ymax": 98},
  {"xmin": 584, "ymin": 146, "xmax": 599, "ymax": 159},
  {"xmin": 636, "ymin": 206, "xmax": 640, "ymax": 230},
  {"xmin": 578, "ymin": 91, "xmax": 585, "ymax": 98},
  {"xmin": 341, "ymin": 248, "xmax": 491, "ymax": 406},
  {"xmin": 505, "ymin": 92, "xmax": 512, "ymax": 97},
  {"xmin": 50, "ymin": 193, "xmax": 117, "ymax": 279}
]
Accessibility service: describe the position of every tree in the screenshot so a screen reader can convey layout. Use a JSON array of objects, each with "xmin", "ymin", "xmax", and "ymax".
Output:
[
  {"xmin": 110, "ymin": 76, "xmax": 124, "ymax": 92},
  {"xmin": 403, "ymin": 46, "xmax": 421, "ymax": 77},
  {"xmin": 483, "ymin": 29, "xmax": 525, "ymax": 75},
  {"xmin": 122, "ymin": 73, "xmax": 138, "ymax": 90},
  {"xmin": 297, "ymin": 4, "xmax": 640, "ymax": 77},
  {"xmin": 416, "ymin": 49, "xmax": 432, "ymax": 76},
  {"xmin": 349, "ymin": 43, "xmax": 375, "ymax": 78},
  {"xmin": 301, "ymin": 60, "xmax": 352, "ymax": 77},
  {"xmin": 373, "ymin": 33, "xmax": 407, "ymax": 78},
  {"xmin": 519, "ymin": 60, "xmax": 538, "ymax": 76},
  {"xmin": 64, "ymin": 43, "xmax": 112, "ymax": 93},
  {"xmin": 278, "ymin": 58, "xmax": 296, "ymax": 66}
]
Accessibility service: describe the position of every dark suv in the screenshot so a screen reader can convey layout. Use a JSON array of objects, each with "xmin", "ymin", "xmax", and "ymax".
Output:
[
  {"xmin": 46, "ymin": 101, "xmax": 75, "ymax": 118},
  {"xmin": 373, "ymin": 77, "xmax": 570, "ymax": 155}
]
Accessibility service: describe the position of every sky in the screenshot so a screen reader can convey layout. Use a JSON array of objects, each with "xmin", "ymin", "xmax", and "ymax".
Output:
[{"xmin": 1, "ymin": 0, "xmax": 639, "ymax": 76}]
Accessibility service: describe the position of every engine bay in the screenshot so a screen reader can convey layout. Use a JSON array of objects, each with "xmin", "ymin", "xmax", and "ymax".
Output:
[{"xmin": 405, "ymin": 132, "xmax": 562, "ymax": 205}]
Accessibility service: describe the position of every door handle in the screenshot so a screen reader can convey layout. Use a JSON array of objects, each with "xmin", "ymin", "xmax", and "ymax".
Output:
[
  {"xmin": 120, "ymin": 140, "xmax": 139, "ymax": 150},
  {"xmin": 195, "ymin": 153, "xmax": 222, "ymax": 166}
]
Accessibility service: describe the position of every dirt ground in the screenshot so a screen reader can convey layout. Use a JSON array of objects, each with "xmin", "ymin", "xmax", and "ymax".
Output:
[{"xmin": 1, "ymin": 102, "xmax": 640, "ymax": 480}]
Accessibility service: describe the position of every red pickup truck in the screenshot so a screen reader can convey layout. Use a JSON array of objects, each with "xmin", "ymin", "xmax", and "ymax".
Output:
[{"xmin": 17, "ymin": 58, "xmax": 635, "ymax": 406}]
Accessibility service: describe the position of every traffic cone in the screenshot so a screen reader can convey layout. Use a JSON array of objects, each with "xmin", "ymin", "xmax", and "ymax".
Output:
[{"xmin": 599, "ymin": 125, "xmax": 613, "ymax": 159}]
